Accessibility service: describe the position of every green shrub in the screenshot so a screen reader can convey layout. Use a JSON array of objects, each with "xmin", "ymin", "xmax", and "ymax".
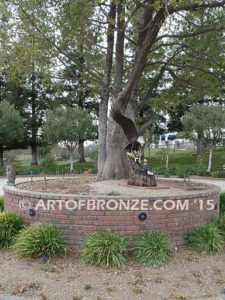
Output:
[
  {"xmin": 152, "ymin": 166, "xmax": 177, "ymax": 177},
  {"xmin": 185, "ymin": 223, "xmax": 222, "ymax": 254},
  {"xmin": 81, "ymin": 231, "xmax": 129, "ymax": 268},
  {"xmin": 7, "ymin": 156, "xmax": 21, "ymax": 169},
  {"xmin": 197, "ymin": 169, "xmax": 211, "ymax": 177},
  {"xmin": 215, "ymin": 216, "xmax": 225, "ymax": 240},
  {"xmin": 134, "ymin": 231, "xmax": 172, "ymax": 267},
  {"xmin": 220, "ymin": 192, "xmax": 225, "ymax": 216},
  {"xmin": 0, "ymin": 212, "xmax": 25, "ymax": 249},
  {"xmin": 0, "ymin": 197, "xmax": 4, "ymax": 212},
  {"xmin": 0, "ymin": 166, "xmax": 4, "ymax": 176},
  {"xmin": 40, "ymin": 154, "xmax": 57, "ymax": 168},
  {"xmin": 212, "ymin": 171, "xmax": 225, "ymax": 178},
  {"xmin": 13, "ymin": 223, "xmax": 68, "ymax": 258}
]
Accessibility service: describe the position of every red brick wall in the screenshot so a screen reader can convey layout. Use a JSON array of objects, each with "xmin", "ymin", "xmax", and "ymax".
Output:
[{"xmin": 3, "ymin": 184, "xmax": 220, "ymax": 250}]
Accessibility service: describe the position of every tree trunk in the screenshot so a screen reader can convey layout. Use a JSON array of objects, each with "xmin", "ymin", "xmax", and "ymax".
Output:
[
  {"xmin": 0, "ymin": 145, "xmax": 4, "ymax": 167},
  {"xmin": 99, "ymin": 5, "xmax": 165, "ymax": 179},
  {"xmin": 207, "ymin": 147, "xmax": 213, "ymax": 173},
  {"xmin": 102, "ymin": 104, "xmax": 134, "ymax": 179},
  {"xmin": 31, "ymin": 142, "xmax": 38, "ymax": 166},
  {"xmin": 30, "ymin": 67, "xmax": 38, "ymax": 166},
  {"xmin": 127, "ymin": 156, "xmax": 157, "ymax": 187},
  {"xmin": 78, "ymin": 140, "xmax": 85, "ymax": 163},
  {"xmin": 196, "ymin": 136, "xmax": 205, "ymax": 154},
  {"xmin": 69, "ymin": 151, "xmax": 74, "ymax": 172},
  {"xmin": 101, "ymin": 120, "xmax": 129, "ymax": 179},
  {"xmin": 97, "ymin": 2, "xmax": 116, "ymax": 178}
]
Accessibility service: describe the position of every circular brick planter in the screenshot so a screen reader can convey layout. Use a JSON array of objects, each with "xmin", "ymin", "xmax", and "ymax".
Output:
[{"xmin": 3, "ymin": 181, "xmax": 220, "ymax": 250}]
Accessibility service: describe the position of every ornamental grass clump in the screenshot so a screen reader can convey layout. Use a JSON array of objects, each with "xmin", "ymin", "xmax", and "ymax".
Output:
[
  {"xmin": 185, "ymin": 223, "xmax": 222, "ymax": 254},
  {"xmin": 81, "ymin": 231, "xmax": 129, "ymax": 268},
  {"xmin": 215, "ymin": 216, "xmax": 225, "ymax": 240},
  {"xmin": 0, "ymin": 197, "xmax": 4, "ymax": 212},
  {"xmin": 0, "ymin": 211, "xmax": 25, "ymax": 248},
  {"xmin": 134, "ymin": 231, "xmax": 172, "ymax": 267},
  {"xmin": 220, "ymin": 192, "xmax": 225, "ymax": 216},
  {"xmin": 13, "ymin": 223, "xmax": 68, "ymax": 258}
]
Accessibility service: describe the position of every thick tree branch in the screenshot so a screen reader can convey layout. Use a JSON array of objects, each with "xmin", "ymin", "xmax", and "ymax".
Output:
[
  {"xmin": 168, "ymin": 0, "xmax": 225, "ymax": 14},
  {"xmin": 156, "ymin": 26, "xmax": 225, "ymax": 41}
]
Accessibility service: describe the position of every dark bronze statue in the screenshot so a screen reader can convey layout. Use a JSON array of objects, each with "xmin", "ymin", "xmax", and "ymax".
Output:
[{"xmin": 111, "ymin": 103, "xmax": 157, "ymax": 187}]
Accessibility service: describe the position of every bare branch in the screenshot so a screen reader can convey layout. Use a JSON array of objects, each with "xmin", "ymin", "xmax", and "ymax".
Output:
[
  {"xmin": 156, "ymin": 26, "xmax": 225, "ymax": 41},
  {"xmin": 168, "ymin": 0, "xmax": 225, "ymax": 14}
]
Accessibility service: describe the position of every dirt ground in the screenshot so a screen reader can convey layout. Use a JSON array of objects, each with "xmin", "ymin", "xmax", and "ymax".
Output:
[
  {"xmin": 0, "ymin": 247, "xmax": 225, "ymax": 300},
  {"xmin": 17, "ymin": 178, "xmax": 210, "ymax": 197}
]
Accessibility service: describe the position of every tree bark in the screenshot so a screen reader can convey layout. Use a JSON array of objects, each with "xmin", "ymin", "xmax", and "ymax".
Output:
[
  {"xmin": 101, "ymin": 1, "xmax": 127, "ymax": 180},
  {"xmin": 100, "ymin": 6, "xmax": 166, "ymax": 179},
  {"xmin": 102, "ymin": 104, "xmax": 134, "ymax": 179},
  {"xmin": 69, "ymin": 150, "xmax": 74, "ymax": 172},
  {"xmin": 0, "ymin": 145, "xmax": 4, "ymax": 167},
  {"xmin": 31, "ymin": 142, "xmax": 38, "ymax": 166},
  {"xmin": 196, "ymin": 132, "xmax": 205, "ymax": 154},
  {"xmin": 207, "ymin": 147, "xmax": 213, "ymax": 173},
  {"xmin": 97, "ymin": 2, "xmax": 116, "ymax": 178},
  {"xmin": 30, "ymin": 67, "xmax": 38, "ymax": 166},
  {"xmin": 78, "ymin": 140, "xmax": 86, "ymax": 163}
]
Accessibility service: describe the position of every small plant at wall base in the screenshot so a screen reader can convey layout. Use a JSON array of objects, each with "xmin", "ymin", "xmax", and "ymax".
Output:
[
  {"xmin": 0, "ymin": 197, "xmax": 4, "ymax": 212},
  {"xmin": 81, "ymin": 231, "xmax": 129, "ymax": 269},
  {"xmin": 13, "ymin": 223, "xmax": 68, "ymax": 258},
  {"xmin": 0, "ymin": 212, "xmax": 25, "ymax": 248},
  {"xmin": 134, "ymin": 231, "xmax": 172, "ymax": 267},
  {"xmin": 219, "ymin": 192, "xmax": 225, "ymax": 216},
  {"xmin": 185, "ymin": 223, "xmax": 222, "ymax": 254},
  {"xmin": 215, "ymin": 216, "xmax": 225, "ymax": 240}
]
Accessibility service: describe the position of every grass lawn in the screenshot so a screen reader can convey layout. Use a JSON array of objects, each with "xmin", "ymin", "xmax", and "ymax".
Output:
[
  {"xmin": 145, "ymin": 148, "xmax": 225, "ymax": 177},
  {"xmin": 0, "ymin": 160, "xmax": 96, "ymax": 176},
  {"xmin": 1, "ymin": 148, "xmax": 225, "ymax": 177}
]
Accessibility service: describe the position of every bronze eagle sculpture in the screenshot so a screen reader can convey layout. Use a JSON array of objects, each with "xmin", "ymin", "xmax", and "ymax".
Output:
[{"xmin": 110, "ymin": 103, "xmax": 156, "ymax": 152}]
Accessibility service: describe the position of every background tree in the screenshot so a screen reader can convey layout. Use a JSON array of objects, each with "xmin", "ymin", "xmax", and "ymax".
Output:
[
  {"xmin": 1, "ymin": 0, "xmax": 225, "ymax": 178},
  {"xmin": 0, "ymin": 101, "xmax": 24, "ymax": 166},
  {"xmin": 183, "ymin": 104, "xmax": 225, "ymax": 172},
  {"xmin": 44, "ymin": 107, "xmax": 97, "ymax": 172}
]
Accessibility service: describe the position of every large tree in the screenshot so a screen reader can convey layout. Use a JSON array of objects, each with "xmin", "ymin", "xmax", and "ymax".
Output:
[
  {"xmin": 44, "ymin": 107, "xmax": 97, "ymax": 172},
  {"xmin": 0, "ymin": 101, "xmax": 24, "ymax": 166},
  {"xmin": 183, "ymin": 104, "xmax": 225, "ymax": 172},
  {"xmin": 98, "ymin": 0, "xmax": 225, "ymax": 179},
  {"xmin": 1, "ymin": 0, "xmax": 225, "ymax": 178}
]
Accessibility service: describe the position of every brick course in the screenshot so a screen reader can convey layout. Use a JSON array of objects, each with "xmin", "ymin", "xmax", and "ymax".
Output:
[{"xmin": 3, "ymin": 183, "xmax": 220, "ymax": 250}]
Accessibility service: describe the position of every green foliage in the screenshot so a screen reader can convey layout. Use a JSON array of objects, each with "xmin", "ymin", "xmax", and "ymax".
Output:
[
  {"xmin": 0, "ymin": 166, "xmax": 4, "ymax": 176},
  {"xmin": 148, "ymin": 148, "xmax": 225, "ymax": 175},
  {"xmin": 7, "ymin": 156, "xmax": 21, "ymax": 169},
  {"xmin": 44, "ymin": 107, "xmax": 97, "ymax": 150},
  {"xmin": 0, "ymin": 101, "xmax": 24, "ymax": 148},
  {"xmin": 183, "ymin": 105, "xmax": 225, "ymax": 149},
  {"xmin": 40, "ymin": 154, "xmax": 57, "ymax": 169},
  {"xmin": 212, "ymin": 171, "xmax": 225, "ymax": 178},
  {"xmin": 13, "ymin": 223, "xmax": 68, "ymax": 258},
  {"xmin": 134, "ymin": 231, "xmax": 172, "ymax": 267},
  {"xmin": 153, "ymin": 166, "xmax": 177, "ymax": 176},
  {"xmin": 89, "ymin": 148, "xmax": 98, "ymax": 168},
  {"xmin": 185, "ymin": 224, "xmax": 222, "ymax": 254},
  {"xmin": 15, "ymin": 161, "xmax": 94, "ymax": 175},
  {"xmin": 0, "ymin": 197, "xmax": 4, "ymax": 212},
  {"xmin": 0, "ymin": 212, "xmax": 25, "ymax": 249},
  {"xmin": 215, "ymin": 216, "xmax": 225, "ymax": 240},
  {"xmin": 220, "ymin": 192, "xmax": 225, "ymax": 216},
  {"xmin": 81, "ymin": 231, "xmax": 129, "ymax": 269}
]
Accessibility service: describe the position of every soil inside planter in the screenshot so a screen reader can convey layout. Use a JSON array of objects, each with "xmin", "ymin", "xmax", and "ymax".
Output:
[{"xmin": 17, "ymin": 177, "xmax": 211, "ymax": 197}]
